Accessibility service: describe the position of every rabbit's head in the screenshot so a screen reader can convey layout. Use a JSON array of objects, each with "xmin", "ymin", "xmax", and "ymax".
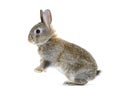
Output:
[{"xmin": 28, "ymin": 9, "xmax": 54, "ymax": 45}]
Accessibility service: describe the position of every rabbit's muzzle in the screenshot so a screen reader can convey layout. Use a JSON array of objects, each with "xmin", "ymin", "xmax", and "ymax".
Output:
[{"xmin": 28, "ymin": 34, "xmax": 34, "ymax": 43}]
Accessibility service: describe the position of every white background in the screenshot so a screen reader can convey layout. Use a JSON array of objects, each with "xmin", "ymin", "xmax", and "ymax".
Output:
[{"xmin": 0, "ymin": 0, "xmax": 120, "ymax": 91}]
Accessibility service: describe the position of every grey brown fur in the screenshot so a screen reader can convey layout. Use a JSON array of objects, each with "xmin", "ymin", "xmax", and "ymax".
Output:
[{"xmin": 28, "ymin": 9, "xmax": 100, "ymax": 85}]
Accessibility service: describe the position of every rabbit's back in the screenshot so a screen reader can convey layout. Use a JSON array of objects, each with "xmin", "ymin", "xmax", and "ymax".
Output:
[{"xmin": 59, "ymin": 40, "xmax": 97, "ymax": 64}]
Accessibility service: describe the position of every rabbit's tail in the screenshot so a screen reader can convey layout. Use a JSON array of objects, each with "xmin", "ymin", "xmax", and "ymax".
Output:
[{"xmin": 96, "ymin": 70, "xmax": 101, "ymax": 75}]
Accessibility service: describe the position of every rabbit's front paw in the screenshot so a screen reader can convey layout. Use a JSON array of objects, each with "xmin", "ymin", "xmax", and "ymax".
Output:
[{"xmin": 34, "ymin": 66, "xmax": 44, "ymax": 73}]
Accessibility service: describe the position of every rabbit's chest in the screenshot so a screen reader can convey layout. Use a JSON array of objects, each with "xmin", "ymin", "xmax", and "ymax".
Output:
[
  {"xmin": 38, "ymin": 47, "xmax": 60, "ymax": 61},
  {"xmin": 40, "ymin": 50, "xmax": 55, "ymax": 58}
]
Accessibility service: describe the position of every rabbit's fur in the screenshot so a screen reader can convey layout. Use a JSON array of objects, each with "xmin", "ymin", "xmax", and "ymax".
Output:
[{"xmin": 28, "ymin": 9, "xmax": 100, "ymax": 85}]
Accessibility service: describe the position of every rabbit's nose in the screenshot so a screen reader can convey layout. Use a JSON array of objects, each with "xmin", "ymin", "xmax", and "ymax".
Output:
[{"xmin": 28, "ymin": 34, "xmax": 33, "ymax": 43}]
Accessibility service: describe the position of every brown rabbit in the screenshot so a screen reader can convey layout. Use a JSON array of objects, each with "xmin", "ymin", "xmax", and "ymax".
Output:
[{"xmin": 28, "ymin": 9, "xmax": 100, "ymax": 85}]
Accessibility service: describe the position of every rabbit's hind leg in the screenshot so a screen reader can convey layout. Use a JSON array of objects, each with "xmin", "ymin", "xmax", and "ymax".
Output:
[
  {"xmin": 63, "ymin": 74, "xmax": 88, "ymax": 86},
  {"xmin": 67, "ymin": 69, "xmax": 96, "ymax": 85},
  {"xmin": 63, "ymin": 79, "xmax": 88, "ymax": 86}
]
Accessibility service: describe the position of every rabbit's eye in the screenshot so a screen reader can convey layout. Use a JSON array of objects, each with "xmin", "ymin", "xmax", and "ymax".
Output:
[{"xmin": 36, "ymin": 29, "xmax": 40, "ymax": 34}]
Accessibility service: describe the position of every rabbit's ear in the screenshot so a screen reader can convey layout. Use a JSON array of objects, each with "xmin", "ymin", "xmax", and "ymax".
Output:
[
  {"xmin": 42, "ymin": 9, "xmax": 52, "ymax": 28},
  {"xmin": 40, "ymin": 10, "xmax": 44, "ymax": 22}
]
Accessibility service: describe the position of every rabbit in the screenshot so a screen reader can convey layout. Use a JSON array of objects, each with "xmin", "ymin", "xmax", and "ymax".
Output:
[{"xmin": 28, "ymin": 9, "xmax": 100, "ymax": 85}]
